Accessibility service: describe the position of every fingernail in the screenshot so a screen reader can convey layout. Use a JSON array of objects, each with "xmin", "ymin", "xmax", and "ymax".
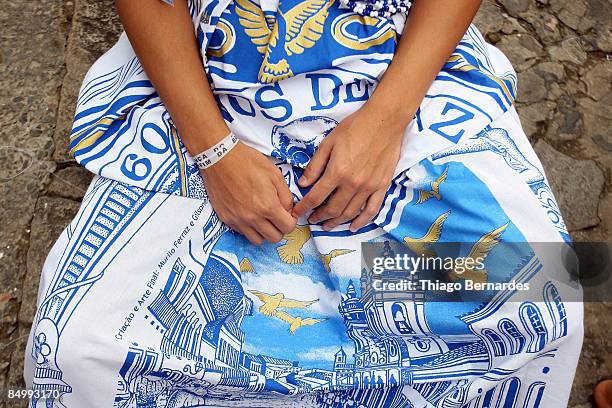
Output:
[
  {"xmin": 349, "ymin": 225, "xmax": 358, "ymax": 233},
  {"xmin": 298, "ymin": 176, "xmax": 307, "ymax": 186}
]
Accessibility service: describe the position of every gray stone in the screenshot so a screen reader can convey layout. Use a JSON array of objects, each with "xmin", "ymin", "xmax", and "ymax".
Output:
[
  {"xmin": 576, "ymin": 94, "xmax": 612, "ymax": 202},
  {"xmin": 496, "ymin": 34, "xmax": 544, "ymax": 71},
  {"xmin": 474, "ymin": 1, "xmax": 505, "ymax": 38},
  {"xmin": 568, "ymin": 302, "xmax": 612, "ymax": 407},
  {"xmin": 0, "ymin": 147, "xmax": 37, "ymax": 183},
  {"xmin": 498, "ymin": 0, "xmax": 530, "ymax": 17},
  {"xmin": 566, "ymin": 77, "xmax": 588, "ymax": 96},
  {"xmin": 502, "ymin": 16, "xmax": 527, "ymax": 36},
  {"xmin": 0, "ymin": 289, "xmax": 19, "ymax": 391},
  {"xmin": 6, "ymin": 327, "xmax": 30, "ymax": 393},
  {"xmin": 0, "ymin": 160, "xmax": 55, "ymax": 300},
  {"xmin": 556, "ymin": 0, "xmax": 589, "ymax": 32},
  {"xmin": 582, "ymin": 60, "xmax": 612, "ymax": 101},
  {"xmin": 593, "ymin": 25, "xmax": 612, "ymax": 53},
  {"xmin": 548, "ymin": 39, "xmax": 589, "ymax": 65},
  {"xmin": 545, "ymin": 95, "xmax": 584, "ymax": 142},
  {"xmin": 516, "ymin": 101, "xmax": 555, "ymax": 138},
  {"xmin": 517, "ymin": 69, "xmax": 547, "ymax": 103},
  {"xmin": 579, "ymin": 92, "xmax": 612, "ymax": 121},
  {"xmin": 46, "ymin": 166, "xmax": 93, "ymax": 200},
  {"xmin": 592, "ymin": 134, "xmax": 612, "ymax": 153},
  {"xmin": 586, "ymin": 0, "xmax": 612, "ymax": 52},
  {"xmin": 535, "ymin": 141, "xmax": 604, "ymax": 231},
  {"xmin": 521, "ymin": 9, "xmax": 562, "ymax": 45},
  {"xmin": 534, "ymin": 61, "xmax": 566, "ymax": 84}
]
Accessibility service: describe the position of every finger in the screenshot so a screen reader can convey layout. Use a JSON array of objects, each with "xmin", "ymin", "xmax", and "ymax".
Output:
[
  {"xmin": 298, "ymin": 141, "xmax": 332, "ymax": 188},
  {"xmin": 254, "ymin": 219, "xmax": 285, "ymax": 244},
  {"xmin": 240, "ymin": 225, "xmax": 265, "ymax": 246},
  {"xmin": 350, "ymin": 189, "xmax": 386, "ymax": 232},
  {"xmin": 322, "ymin": 191, "xmax": 370, "ymax": 230},
  {"xmin": 273, "ymin": 173, "xmax": 295, "ymax": 212},
  {"xmin": 293, "ymin": 173, "xmax": 337, "ymax": 218},
  {"xmin": 309, "ymin": 186, "xmax": 355, "ymax": 225},
  {"xmin": 268, "ymin": 203, "xmax": 297, "ymax": 235}
]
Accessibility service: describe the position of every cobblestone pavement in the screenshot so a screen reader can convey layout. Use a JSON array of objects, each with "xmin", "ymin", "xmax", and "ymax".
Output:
[{"xmin": 0, "ymin": 0, "xmax": 610, "ymax": 407}]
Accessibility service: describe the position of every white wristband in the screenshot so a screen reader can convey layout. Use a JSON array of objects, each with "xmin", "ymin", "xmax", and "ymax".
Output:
[{"xmin": 192, "ymin": 132, "xmax": 239, "ymax": 170}]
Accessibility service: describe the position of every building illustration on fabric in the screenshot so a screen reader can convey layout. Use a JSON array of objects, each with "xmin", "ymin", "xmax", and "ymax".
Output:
[
  {"xmin": 28, "ymin": 180, "xmax": 155, "ymax": 407},
  {"xmin": 26, "ymin": 177, "xmax": 220, "ymax": 408},
  {"xmin": 112, "ymin": 237, "xmax": 569, "ymax": 408}
]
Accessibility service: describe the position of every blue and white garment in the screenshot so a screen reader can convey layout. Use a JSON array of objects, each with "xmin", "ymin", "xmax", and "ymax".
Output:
[{"xmin": 24, "ymin": 0, "xmax": 582, "ymax": 407}]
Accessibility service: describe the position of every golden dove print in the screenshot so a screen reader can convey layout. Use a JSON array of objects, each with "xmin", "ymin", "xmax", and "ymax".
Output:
[
  {"xmin": 277, "ymin": 225, "xmax": 312, "ymax": 264},
  {"xmin": 321, "ymin": 249, "xmax": 355, "ymax": 272},
  {"xmin": 240, "ymin": 257, "xmax": 255, "ymax": 273},
  {"xmin": 447, "ymin": 223, "xmax": 509, "ymax": 284},
  {"xmin": 249, "ymin": 290, "xmax": 325, "ymax": 334},
  {"xmin": 403, "ymin": 210, "xmax": 451, "ymax": 257},
  {"xmin": 416, "ymin": 166, "xmax": 449, "ymax": 204}
]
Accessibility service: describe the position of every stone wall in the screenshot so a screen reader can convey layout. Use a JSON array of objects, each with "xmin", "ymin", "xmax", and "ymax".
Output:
[{"xmin": 0, "ymin": 1, "xmax": 609, "ymax": 406}]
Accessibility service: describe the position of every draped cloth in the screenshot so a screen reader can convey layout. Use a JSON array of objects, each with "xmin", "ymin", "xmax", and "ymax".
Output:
[{"xmin": 24, "ymin": 0, "xmax": 582, "ymax": 406}]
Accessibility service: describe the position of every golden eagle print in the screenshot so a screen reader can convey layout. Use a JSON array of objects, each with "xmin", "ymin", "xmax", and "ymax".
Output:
[{"xmin": 235, "ymin": 0, "xmax": 336, "ymax": 82}]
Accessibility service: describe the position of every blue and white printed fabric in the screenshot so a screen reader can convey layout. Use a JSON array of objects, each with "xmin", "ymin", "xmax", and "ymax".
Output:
[
  {"xmin": 67, "ymin": 0, "xmax": 567, "ymax": 240},
  {"xmin": 25, "ymin": 0, "xmax": 582, "ymax": 407}
]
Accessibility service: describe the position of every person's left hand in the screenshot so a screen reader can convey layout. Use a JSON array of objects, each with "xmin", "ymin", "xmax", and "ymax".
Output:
[{"xmin": 292, "ymin": 105, "xmax": 405, "ymax": 232}]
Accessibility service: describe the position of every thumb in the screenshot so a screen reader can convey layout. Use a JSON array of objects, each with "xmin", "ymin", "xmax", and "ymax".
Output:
[
  {"xmin": 299, "ymin": 142, "xmax": 332, "ymax": 187},
  {"xmin": 274, "ymin": 175, "xmax": 295, "ymax": 212}
]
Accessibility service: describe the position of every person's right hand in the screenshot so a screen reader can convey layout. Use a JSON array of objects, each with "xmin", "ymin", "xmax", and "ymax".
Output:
[{"xmin": 200, "ymin": 142, "xmax": 297, "ymax": 245}]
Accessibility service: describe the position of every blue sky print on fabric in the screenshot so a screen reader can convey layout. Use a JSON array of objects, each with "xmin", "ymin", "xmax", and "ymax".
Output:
[{"xmin": 110, "ymin": 236, "xmax": 567, "ymax": 407}]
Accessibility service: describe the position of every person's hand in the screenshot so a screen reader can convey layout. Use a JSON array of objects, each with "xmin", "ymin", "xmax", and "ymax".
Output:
[
  {"xmin": 201, "ymin": 142, "xmax": 297, "ymax": 245},
  {"xmin": 293, "ymin": 105, "xmax": 404, "ymax": 232}
]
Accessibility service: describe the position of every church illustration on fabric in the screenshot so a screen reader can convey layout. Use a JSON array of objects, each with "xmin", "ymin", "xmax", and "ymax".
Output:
[
  {"xmin": 112, "ymin": 237, "xmax": 570, "ymax": 408},
  {"xmin": 332, "ymin": 256, "xmax": 569, "ymax": 408}
]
